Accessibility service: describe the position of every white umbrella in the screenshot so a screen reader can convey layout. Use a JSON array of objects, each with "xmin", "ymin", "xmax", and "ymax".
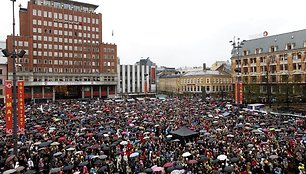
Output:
[
  {"xmin": 120, "ymin": 141, "xmax": 128, "ymax": 145},
  {"xmin": 217, "ymin": 154, "xmax": 227, "ymax": 161},
  {"xmin": 166, "ymin": 135, "xmax": 173, "ymax": 138},
  {"xmin": 182, "ymin": 152, "xmax": 191, "ymax": 157},
  {"xmin": 66, "ymin": 147, "xmax": 75, "ymax": 151},
  {"xmin": 51, "ymin": 142, "xmax": 60, "ymax": 146}
]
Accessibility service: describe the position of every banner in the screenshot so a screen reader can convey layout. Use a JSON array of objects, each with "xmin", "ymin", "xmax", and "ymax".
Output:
[
  {"xmin": 239, "ymin": 82, "xmax": 243, "ymax": 104},
  {"xmin": 235, "ymin": 82, "xmax": 238, "ymax": 104},
  {"xmin": 5, "ymin": 80, "xmax": 13, "ymax": 136},
  {"xmin": 18, "ymin": 81, "xmax": 25, "ymax": 134},
  {"xmin": 151, "ymin": 66, "xmax": 156, "ymax": 84}
]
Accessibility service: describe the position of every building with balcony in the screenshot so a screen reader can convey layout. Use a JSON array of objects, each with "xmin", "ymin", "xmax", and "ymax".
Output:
[
  {"xmin": 231, "ymin": 29, "xmax": 306, "ymax": 103},
  {"xmin": 4, "ymin": 0, "xmax": 118, "ymax": 101}
]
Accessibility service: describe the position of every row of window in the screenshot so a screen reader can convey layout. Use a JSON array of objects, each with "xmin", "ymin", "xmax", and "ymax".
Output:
[
  {"xmin": 31, "ymin": 67, "xmax": 115, "ymax": 74},
  {"xmin": 32, "ymin": 20, "xmax": 99, "ymax": 33},
  {"xmin": 33, "ymin": 34, "xmax": 99, "ymax": 43},
  {"xmin": 33, "ymin": 51, "xmax": 100, "ymax": 59},
  {"xmin": 243, "ymin": 43, "xmax": 300, "ymax": 56},
  {"xmin": 181, "ymin": 85, "xmax": 232, "ymax": 92},
  {"xmin": 33, "ymin": 9, "xmax": 99, "ymax": 24},
  {"xmin": 34, "ymin": 0, "xmax": 96, "ymax": 13},
  {"xmin": 181, "ymin": 78, "xmax": 232, "ymax": 84},
  {"xmin": 32, "ymin": 59, "xmax": 114, "ymax": 66},
  {"xmin": 33, "ymin": 43, "xmax": 99, "ymax": 52}
]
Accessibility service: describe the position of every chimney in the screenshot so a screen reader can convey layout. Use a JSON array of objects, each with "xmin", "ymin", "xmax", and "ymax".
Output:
[{"xmin": 203, "ymin": 63, "xmax": 206, "ymax": 71}]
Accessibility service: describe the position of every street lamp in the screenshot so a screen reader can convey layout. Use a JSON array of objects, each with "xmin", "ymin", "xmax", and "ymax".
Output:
[
  {"xmin": 1, "ymin": 0, "xmax": 26, "ymax": 157},
  {"xmin": 230, "ymin": 37, "xmax": 246, "ymax": 107}
]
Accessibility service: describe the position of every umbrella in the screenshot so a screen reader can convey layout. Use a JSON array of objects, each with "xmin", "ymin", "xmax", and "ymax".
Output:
[
  {"xmin": 152, "ymin": 167, "xmax": 164, "ymax": 172},
  {"xmin": 182, "ymin": 152, "xmax": 191, "ymax": 157},
  {"xmin": 217, "ymin": 154, "xmax": 227, "ymax": 161},
  {"xmin": 187, "ymin": 159, "xmax": 197, "ymax": 164},
  {"xmin": 98, "ymin": 166, "xmax": 107, "ymax": 172},
  {"xmin": 66, "ymin": 147, "xmax": 75, "ymax": 151},
  {"xmin": 3, "ymin": 169, "xmax": 16, "ymax": 174},
  {"xmin": 51, "ymin": 142, "xmax": 60, "ymax": 146},
  {"xmin": 53, "ymin": 152, "xmax": 63, "ymax": 157},
  {"xmin": 62, "ymin": 165, "xmax": 74, "ymax": 171},
  {"xmin": 166, "ymin": 166, "xmax": 175, "ymax": 173},
  {"xmin": 120, "ymin": 141, "xmax": 128, "ymax": 145},
  {"xmin": 144, "ymin": 168, "xmax": 153, "ymax": 173},
  {"xmin": 24, "ymin": 170, "xmax": 36, "ymax": 174},
  {"xmin": 99, "ymin": 155, "xmax": 108, "ymax": 160},
  {"xmin": 247, "ymin": 144, "xmax": 254, "ymax": 148},
  {"xmin": 230, "ymin": 157, "xmax": 239, "ymax": 163},
  {"xmin": 50, "ymin": 168, "xmax": 61, "ymax": 174},
  {"xmin": 163, "ymin": 162, "xmax": 174, "ymax": 168},
  {"xmin": 130, "ymin": 152, "xmax": 139, "ymax": 158},
  {"xmin": 38, "ymin": 141, "xmax": 51, "ymax": 148},
  {"xmin": 174, "ymin": 165, "xmax": 184, "ymax": 170},
  {"xmin": 78, "ymin": 161, "xmax": 89, "ymax": 167},
  {"xmin": 5, "ymin": 155, "xmax": 15, "ymax": 163},
  {"xmin": 94, "ymin": 159, "xmax": 103, "ymax": 165},
  {"xmin": 171, "ymin": 170, "xmax": 182, "ymax": 174},
  {"xmin": 223, "ymin": 166, "xmax": 234, "ymax": 172},
  {"xmin": 269, "ymin": 154, "xmax": 278, "ymax": 160}
]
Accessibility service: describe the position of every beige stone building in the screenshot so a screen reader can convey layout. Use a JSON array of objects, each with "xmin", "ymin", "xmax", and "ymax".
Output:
[{"xmin": 158, "ymin": 70, "xmax": 232, "ymax": 96}]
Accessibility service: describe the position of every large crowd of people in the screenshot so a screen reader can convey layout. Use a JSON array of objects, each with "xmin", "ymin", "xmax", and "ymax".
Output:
[{"xmin": 0, "ymin": 96, "xmax": 305, "ymax": 174}]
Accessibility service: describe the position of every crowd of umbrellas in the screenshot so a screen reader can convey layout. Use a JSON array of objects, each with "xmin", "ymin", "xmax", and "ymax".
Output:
[{"xmin": 0, "ymin": 96, "xmax": 305, "ymax": 174}]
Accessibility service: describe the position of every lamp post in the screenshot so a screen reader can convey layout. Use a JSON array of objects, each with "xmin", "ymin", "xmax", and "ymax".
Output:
[
  {"xmin": 230, "ymin": 37, "xmax": 246, "ymax": 107},
  {"xmin": 2, "ymin": 0, "xmax": 26, "ymax": 156},
  {"xmin": 266, "ymin": 58, "xmax": 271, "ymax": 108}
]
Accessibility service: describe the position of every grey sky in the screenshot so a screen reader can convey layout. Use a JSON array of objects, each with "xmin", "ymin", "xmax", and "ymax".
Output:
[{"xmin": 1, "ymin": 0, "xmax": 306, "ymax": 68}]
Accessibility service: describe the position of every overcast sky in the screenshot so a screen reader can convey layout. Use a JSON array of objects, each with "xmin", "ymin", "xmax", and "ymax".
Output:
[{"xmin": 1, "ymin": 0, "xmax": 306, "ymax": 68}]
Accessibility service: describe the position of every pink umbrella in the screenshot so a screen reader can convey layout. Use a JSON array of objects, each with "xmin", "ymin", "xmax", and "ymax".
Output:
[
  {"xmin": 152, "ymin": 167, "xmax": 164, "ymax": 172},
  {"xmin": 187, "ymin": 159, "xmax": 198, "ymax": 165},
  {"xmin": 163, "ymin": 162, "xmax": 173, "ymax": 168}
]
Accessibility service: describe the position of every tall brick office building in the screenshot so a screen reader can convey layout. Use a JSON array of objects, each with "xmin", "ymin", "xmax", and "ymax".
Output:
[{"xmin": 5, "ymin": 0, "xmax": 117, "ymax": 101}]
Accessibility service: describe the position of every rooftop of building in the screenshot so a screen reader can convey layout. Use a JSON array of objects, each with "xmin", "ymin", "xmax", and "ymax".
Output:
[
  {"xmin": 232, "ymin": 29, "xmax": 306, "ymax": 56},
  {"xmin": 182, "ymin": 70, "xmax": 229, "ymax": 77},
  {"xmin": 31, "ymin": 0, "xmax": 99, "ymax": 11}
]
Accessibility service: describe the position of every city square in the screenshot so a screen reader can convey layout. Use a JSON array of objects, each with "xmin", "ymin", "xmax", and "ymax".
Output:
[{"xmin": 0, "ymin": 0, "xmax": 305, "ymax": 173}]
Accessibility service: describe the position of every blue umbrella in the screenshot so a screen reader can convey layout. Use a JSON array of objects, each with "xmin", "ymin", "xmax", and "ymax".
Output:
[{"xmin": 129, "ymin": 152, "xmax": 139, "ymax": 158}]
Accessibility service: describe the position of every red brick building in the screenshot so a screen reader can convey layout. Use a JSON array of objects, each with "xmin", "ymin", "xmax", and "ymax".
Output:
[{"xmin": 5, "ymin": 0, "xmax": 117, "ymax": 101}]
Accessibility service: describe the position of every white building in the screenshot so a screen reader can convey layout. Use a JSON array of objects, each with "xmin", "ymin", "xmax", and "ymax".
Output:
[{"xmin": 117, "ymin": 58, "xmax": 157, "ymax": 97}]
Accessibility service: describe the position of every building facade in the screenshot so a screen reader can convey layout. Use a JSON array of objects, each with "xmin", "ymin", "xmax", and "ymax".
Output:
[
  {"xmin": 117, "ymin": 58, "xmax": 157, "ymax": 97},
  {"xmin": 159, "ymin": 69, "xmax": 232, "ymax": 96},
  {"xmin": 231, "ymin": 29, "xmax": 306, "ymax": 103},
  {"xmin": 5, "ymin": 0, "xmax": 117, "ymax": 101},
  {"xmin": 0, "ymin": 41, "xmax": 7, "ymax": 104}
]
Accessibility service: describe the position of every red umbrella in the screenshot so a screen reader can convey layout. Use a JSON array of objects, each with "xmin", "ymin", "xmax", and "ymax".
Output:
[
  {"xmin": 58, "ymin": 137, "xmax": 65, "ymax": 142},
  {"xmin": 163, "ymin": 162, "xmax": 173, "ymax": 168},
  {"xmin": 86, "ymin": 133, "xmax": 94, "ymax": 137}
]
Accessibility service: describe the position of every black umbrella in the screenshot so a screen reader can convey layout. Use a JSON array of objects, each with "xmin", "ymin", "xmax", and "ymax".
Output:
[
  {"xmin": 78, "ymin": 161, "xmax": 89, "ymax": 167},
  {"xmin": 98, "ymin": 166, "xmax": 107, "ymax": 172},
  {"xmin": 174, "ymin": 165, "xmax": 184, "ymax": 170},
  {"xmin": 62, "ymin": 165, "xmax": 74, "ymax": 171},
  {"xmin": 94, "ymin": 159, "xmax": 103, "ymax": 165},
  {"xmin": 144, "ymin": 168, "xmax": 153, "ymax": 173},
  {"xmin": 230, "ymin": 157, "xmax": 239, "ymax": 163},
  {"xmin": 38, "ymin": 141, "xmax": 51, "ymax": 148},
  {"xmin": 166, "ymin": 166, "xmax": 175, "ymax": 173},
  {"xmin": 223, "ymin": 166, "xmax": 233, "ymax": 172}
]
